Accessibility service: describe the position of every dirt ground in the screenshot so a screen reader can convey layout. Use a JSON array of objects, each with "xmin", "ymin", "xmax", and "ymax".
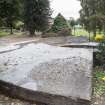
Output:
[
  {"xmin": 0, "ymin": 34, "xmax": 88, "ymax": 46},
  {"xmin": 0, "ymin": 93, "xmax": 35, "ymax": 105},
  {"xmin": 0, "ymin": 90, "xmax": 105, "ymax": 105},
  {"xmin": 92, "ymin": 94, "xmax": 105, "ymax": 105}
]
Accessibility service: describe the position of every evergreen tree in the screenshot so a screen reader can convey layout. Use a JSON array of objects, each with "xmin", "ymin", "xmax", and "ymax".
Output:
[
  {"xmin": 50, "ymin": 13, "xmax": 69, "ymax": 33},
  {"xmin": 24, "ymin": 0, "xmax": 51, "ymax": 36}
]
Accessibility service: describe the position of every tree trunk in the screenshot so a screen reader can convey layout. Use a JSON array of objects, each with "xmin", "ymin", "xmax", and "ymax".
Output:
[
  {"xmin": 10, "ymin": 26, "xmax": 13, "ymax": 35},
  {"xmin": 29, "ymin": 29, "xmax": 35, "ymax": 37},
  {"xmin": 93, "ymin": 30, "xmax": 96, "ymax": 37},
  {"xmin": 88, "ymin": 32, "xmax": 91, "ymax": 42},
  {"xmin": 104, "ymin": 25, "xmax": 105, "ymax": 36},
  {"xmin": 74, "ymin": 27, "xmax": 76, "ymax": 36}
]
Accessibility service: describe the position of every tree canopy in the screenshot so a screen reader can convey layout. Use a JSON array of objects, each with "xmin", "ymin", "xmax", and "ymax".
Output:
[
  {"xmin": 0, "ymin": 0, "xmax": 51, "ymax": 36},
  {"xmin": 24, "ymin": 0, "xmax": 51, "ymax": 36},
  {"xmin": 0, "ymin": 0, "xmax": 21, "ymax": 34},
  {"xmin": 79, "ymin": 0, "xmax": 105, "ymax": 36}
]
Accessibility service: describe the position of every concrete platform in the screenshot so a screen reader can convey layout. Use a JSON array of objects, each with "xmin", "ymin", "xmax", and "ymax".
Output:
[
  {"xmin": 0, "ymin": 43, "xmax": 93, "ymax": 105},
  {"xmin": 61, "ymin": 42, "xmax": 99, "ymax": 48}
]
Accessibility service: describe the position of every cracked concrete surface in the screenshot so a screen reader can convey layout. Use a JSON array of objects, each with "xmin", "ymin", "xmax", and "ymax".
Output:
[{"xmin": 0, "ymin": 43, "xmax": 93, "ymax": 105}]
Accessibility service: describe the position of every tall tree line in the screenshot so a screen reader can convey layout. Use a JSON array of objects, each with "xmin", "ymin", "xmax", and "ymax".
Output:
[
  {"xmin": 0, "ymin": 0, "xmax": 21, "ymax": 34},
  {"xmin": 79, "ymin": 0, "xmax": 105, "ymax": 36},
  {"xmin": 0, "ymin": 0, "xmax": 51, "ymax": 36}
]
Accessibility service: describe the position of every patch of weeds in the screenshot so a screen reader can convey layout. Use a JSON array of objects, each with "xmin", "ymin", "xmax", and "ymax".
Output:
[{"xmin": 94, "ymin": 71, "xmax": 105, "ymax": 96}]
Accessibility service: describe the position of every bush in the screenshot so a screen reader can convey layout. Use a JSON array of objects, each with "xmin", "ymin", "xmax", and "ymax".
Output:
[
  {"xmin": 42, "ymin": 27, "xmax": 72, "ymax": 38},
  {"xmin": 14, "ymin": 21, "xmax": 24, "ymax": 30},
  {"xmin": 96, "ymin": 35, "xmax": 105, "ymax": 68},
  {"xmin": 42, "ymin": 32, "xmax": 58, "ymax": 38},
  {"xmin": 57, "ymin": 28, "xmax": 71, "ymax": 36}
]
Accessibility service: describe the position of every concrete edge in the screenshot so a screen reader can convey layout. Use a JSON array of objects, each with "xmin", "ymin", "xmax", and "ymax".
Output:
[
  {"xmin": 61, "ymin": 44, "xmax": 98, "ymax": 49},
  {"xmin": 0, "ymin": 80, "xmax": 91, "ymax": 105}
]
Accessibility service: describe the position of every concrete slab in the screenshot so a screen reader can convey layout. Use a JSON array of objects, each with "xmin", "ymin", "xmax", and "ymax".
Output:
[
  {"xmin": 0, "ymin": 43, "xmax": 93, "ymax": 105},
  {"xmin": 61, "ymin": 42, "xmax": 99, "ymax": 48}
]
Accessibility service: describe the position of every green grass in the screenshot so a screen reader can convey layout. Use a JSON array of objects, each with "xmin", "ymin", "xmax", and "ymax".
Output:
[
  {"xmin": 0, "ymin": 31, "xmax": 9, "ymax": 37},
  {"xmin": 72, "ymin": 28, "xmax": 95, "ymax": 41},
  {"xmin": 94, "ymin": 70, "xmax": 105, "ymax": 96},
  {"xmin": 0, "ymin": 30, "xmax": 25, "ymax": 38},
  {"xmin": 72, "ymin": 28, "xmax": 93, "ymax": 36},
  {"xmin": 72, "ymin": 28, "xmax": 105, "ymax": 41}
]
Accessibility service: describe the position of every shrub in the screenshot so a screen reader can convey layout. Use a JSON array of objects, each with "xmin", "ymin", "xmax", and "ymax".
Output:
[
  {"xmin": 95, "ymin": 34, "xmax": 104, "ymax": 42},
  {"xmin": 95, "ymin": 35, "xmax": 105, "ymax": 68},
  {"xmin": 42, "ymin": 32, "xmax": 57, "ymax": 38},
  {"xmin": 57, "ymin": 28, "xmax": 71, "ymax": 36}
]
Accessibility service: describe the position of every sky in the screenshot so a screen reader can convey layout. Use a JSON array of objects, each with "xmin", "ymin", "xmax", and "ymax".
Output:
[{"xmin": 50, "ymin": 0, "xmax": 82, "ymax": 20}]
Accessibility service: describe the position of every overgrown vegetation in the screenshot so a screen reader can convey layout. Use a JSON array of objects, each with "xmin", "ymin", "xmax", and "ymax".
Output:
[
  {"xmin": 94, "ymin": 34, "xmax": 105, "ymax": 69},
  {"xmin": 93, "ymin": 67, "xmax": 105, "ymax": 96},
  {"xmin": 93, "ymin": 35, "xmax": 105, "ymax": 98}
]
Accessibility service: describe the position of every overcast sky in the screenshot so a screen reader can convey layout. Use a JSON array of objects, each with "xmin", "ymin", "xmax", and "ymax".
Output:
[{"xmin": 50, "ymin": 0, "xmax": 81, "ymax": 20}]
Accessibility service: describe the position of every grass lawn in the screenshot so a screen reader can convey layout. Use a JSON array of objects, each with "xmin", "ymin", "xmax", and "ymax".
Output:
[
  {"xmin": 0, "ymin": 31, "xmax": 10, "ymax": 37},
  {"xmin": 0, "ymin": 30, "xmax": 25, "ymax": 38},
  {"xmin": 72, "ymin": 28, "xmax": 89, "ymax": 36},
  {"xmin": 72, "ymin": 28, "xmax": 105, "ymax": 41},
  {"xmin": 72, "ymin": 28, "xmax": 94, "ymax": 36}
]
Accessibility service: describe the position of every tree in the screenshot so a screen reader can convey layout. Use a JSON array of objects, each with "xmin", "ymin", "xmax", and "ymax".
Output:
[
  {"xmin": 0, "ymin": 17, "xmax": 4, "ymax": 27},
  {"xmin": 24, "ymin": 0, "xmax": 51, "ymax": 37},
  {"xmin": 50, "ymin": 13, "xmax": 69, "ymax": 33},
  {"xmin": 0, "ymin": 0, "xmax": 21, "ymax": 34},
  {"xmin": 79, "ymin": 0, "xmax": 105, "ymax": 36},
  {"xmin": 79, "ymin": 0, "xmax": 96, "ymax": 36},
  {"xmin": 69, "ymin": 17, "xmax": 75, "ymax": 28},
  {"xmin": 69, "ymin": 17, "xmax": 76, "ymax": 35}
]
